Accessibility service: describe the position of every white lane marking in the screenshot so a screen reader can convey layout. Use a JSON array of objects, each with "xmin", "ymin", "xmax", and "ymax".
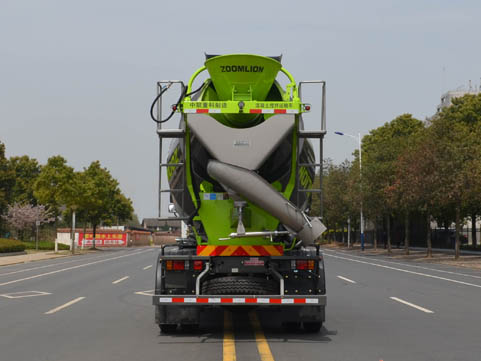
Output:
[
  {"xmin": 135, "ymin": 290, "xmax": 154, "ymax": 296},
  {"xmin": 143, "ymin": 265, "xmax": 152, "ymax": 270},
  {"xmin": 337, "ymin": 275, "xmax": 356, "ymax": 284},
  {"xmin": 44, "ymin": 297, "xmax": 85, "ymax": 314},
  {"xmin": 390, "ymin": 297, "xmax": 434, "ymax": 314},
  {"xmin": 326, "ymin": 249, "xmax": 481, "ymax": 280},
  {"xmin": 0, "ymin": 291, "xmax": 51, "ymax": 299},
  {"xmin": 0, "ymin": 253, "xmax": 117, "ymax": 277},
  {"xmin": 112, "ymin": 276, "xmax": 129, "ymax": 284},
  {"xmin": 0, "ymin": 249, "xmax": 153, "ymax": 287},
  {"xmin": 324, "ymin": 253, "xmax": 481, "ymax": 289}
]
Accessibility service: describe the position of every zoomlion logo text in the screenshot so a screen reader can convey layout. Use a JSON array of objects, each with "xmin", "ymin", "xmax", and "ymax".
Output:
[{"xmin": 220, "ymin": 65, "xmax": 264, "ymax": 73}]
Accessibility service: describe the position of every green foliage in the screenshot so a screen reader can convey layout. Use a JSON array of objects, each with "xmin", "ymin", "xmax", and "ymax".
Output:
[
  {"xmin": 318, "ymin": 159, "xmax": 358, "ymax": 231},
  {"xmin": 22, "ymin": 241, "xmax": 70, "ymax": 251},
  {"xmin": 362, "ymin": 114, "xmax": 424, "ymax": 218},
  {"xmin": 78, "ymin": 161, "xmax": 133, "ymax": 234},
  {"xmin": 8, "ymin": 156, "xmax": 40, "ymax": 205},
  {"xmin": 0, "ymin": 142, "xmax": 16, "ymax": 232},
  {"xmin": 33, "ymin": 156, "xmax": 75, "ymax": 216},
  {"xmin": 0, "ymin": 238, "xmax": 26, "ymax": 253}
]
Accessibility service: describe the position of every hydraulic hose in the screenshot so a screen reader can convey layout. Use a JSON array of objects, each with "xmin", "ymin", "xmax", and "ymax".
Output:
[{"xmin": 150, "ymin": 83, "xmax": 205, "ymax": 124}]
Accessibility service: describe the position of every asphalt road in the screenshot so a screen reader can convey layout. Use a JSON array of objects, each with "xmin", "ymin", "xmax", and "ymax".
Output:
[{"xmin": 1, "ymin": 247, "xmax": 481, "ymax": 361}]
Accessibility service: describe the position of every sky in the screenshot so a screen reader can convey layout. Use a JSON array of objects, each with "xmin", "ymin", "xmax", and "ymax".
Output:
[{"xmin": 1, "ymin": 0, "xmax": 481, "ymax": 220}]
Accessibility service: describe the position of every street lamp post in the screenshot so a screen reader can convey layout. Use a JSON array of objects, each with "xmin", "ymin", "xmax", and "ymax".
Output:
[{"xmin": 334, "ymin": 131, "xmax": 364, "ymax": 251}]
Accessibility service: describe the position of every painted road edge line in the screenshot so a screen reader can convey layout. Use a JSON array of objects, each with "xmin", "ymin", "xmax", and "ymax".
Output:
[
  {"xmin": 0, "ymin": 249, "xmax": 152, "ymax": 287},
  {"xmin": 323, "ymin": 253, "xmax": 481, "ymax": 289},
  {"xmin": 143, "ymin": 265, "xmax": 152, "ymax": 270},
  {"xmin": 326, "ymin": 249, "xmax": 481, "ymax": 281},
  {"xmin": 45, "ymin": 297, "xmax": 85, "ymax": 315},
  {"xmin": 223, "ymin": 311, "xmax": 236, "ymax": 361},
  {"xmin": 390, "ymin": 297, "xmax": 434, "ymax": 314},
  {"xmin": 337, "ymin": 275, "xmax": 356, "ymax": 284},
  {"xmin": 112, "ymin": 276, "xmax": 129, "ymax": 284},
  {"xmin": 249, "ymin": 311, "xmax": 275, "ymax": 361}
]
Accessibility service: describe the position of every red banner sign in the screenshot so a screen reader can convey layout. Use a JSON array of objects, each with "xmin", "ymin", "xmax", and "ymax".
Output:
[{"xmin": 78, "ymin": 233, "xmax": 127, "ymax": 247}]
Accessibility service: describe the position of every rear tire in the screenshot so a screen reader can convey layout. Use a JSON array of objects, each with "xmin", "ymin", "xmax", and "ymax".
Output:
[
  {"xmin": 303, "ymin": 321, "xmax": 322, "ymax": 333},
  {"xmin": 202, "ymin": 276, "xmax": 278, "ymax": 295},
  {"xmin": 159, "ymin": 324, "xmax": 177, "ymax": 333}
]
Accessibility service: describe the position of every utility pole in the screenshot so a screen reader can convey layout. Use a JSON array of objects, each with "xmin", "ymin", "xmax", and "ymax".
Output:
[
  {"xmin": 71, "ymin": 211, "xmax": 76, "ymax": 255},
  {"xmin": 335, "ymin": 131, "xmax": 365, "ymax": 251}
]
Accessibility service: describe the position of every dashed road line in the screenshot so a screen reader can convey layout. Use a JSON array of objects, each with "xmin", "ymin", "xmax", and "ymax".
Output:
[
  {"xmin": 0, "ymin": 249, "xmax": 152, "ymax": 287},
  {"xmin": 249, "ymin": 311, "xmax": 275, "ymax": 361},
  {"xmin": 223, "ymin": 311, "xmax": 236, "ymax": 361},
  {"xmin": 45, "ymin": 297, "xmax": 85, "ymax": 315},
  {"xmin": 143, "ymin": 265, "xmax": 152, "ymax": 270},
  {"xmin": 112, "ymin": 276, "xmax": 129, "ymax": 284},
  {"xmin": 324, "ymin": 252, "xmax": 481, "ymax": 289},
  {"xmin": 337, "ymin": 275, "xmax": 356, "ymax": 284},
  {"xmin": 135, "ymin": 290, "xmax": 154, "ymax": 296},
  {"xmin": 390, "ymin": 297, "xmax": 434, "ymax": 314}
]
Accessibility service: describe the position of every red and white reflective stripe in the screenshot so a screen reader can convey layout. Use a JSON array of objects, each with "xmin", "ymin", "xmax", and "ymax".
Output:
[
  {"xmin": 156, "ymin": 297, "xmax": 319, "ymax": 304},
  {"xmin": 184, "ymin": 109, "xmax": 222, "ymax": 114},
  {"xmin": 249, "ymin": 109, "xmax": 298, "ymax": 114}
]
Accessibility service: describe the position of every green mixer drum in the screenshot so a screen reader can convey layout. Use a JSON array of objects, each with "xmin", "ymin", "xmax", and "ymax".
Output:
[
  {"xmin": 204, "ymin": 54, "xmax": 283, "ymax": 128},
  {"xmin": 205, "ymin": 54, "xmax": 282, "ymax": 101}
]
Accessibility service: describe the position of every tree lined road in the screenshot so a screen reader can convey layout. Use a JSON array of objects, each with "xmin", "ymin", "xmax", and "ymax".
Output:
[{"xmin": 1, "ymin": 247, "xmax": 480, "ymax": 361}]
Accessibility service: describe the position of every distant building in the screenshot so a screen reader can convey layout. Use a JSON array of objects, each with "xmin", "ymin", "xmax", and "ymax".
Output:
[
  {"xmin": 436, "ymin": 81, "xmax": 481, "ymax": 113},
  {"xmin": 141, "ymin": 218, "xmax": 181, "ymax": 232}
]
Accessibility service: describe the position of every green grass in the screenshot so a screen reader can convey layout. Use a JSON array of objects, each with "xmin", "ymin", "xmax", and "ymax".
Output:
[
  {"xmin": 22, "ymin": 241, "xmax": 70, "ymax": 251},
  {"xmin": 0, "ymin": 238, "xmax": 26, "ymax": 253}
]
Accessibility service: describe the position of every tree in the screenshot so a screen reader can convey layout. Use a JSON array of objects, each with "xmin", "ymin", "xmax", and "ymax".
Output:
[
  {"xmin": 33, "ymin": 156, "xmax": 75, "ymax": 217},
  {"xmin": 362, "ymin": 114, "xmax": 424, "ymax": 253},
  {"xmin": 78, "ymin": 161, "xmax": 133, "ymax": 248},
  {"xmin": 0, "ymin": 141, "xmax": 15, "ymax": 234},
  {"xmin": 8, "ymin": 156, "xmax": 41, "ymax": 205},
  {"xmin": 438, "ymin": 94, "xmax": 481, "ymax": 248},
  {"xmin": 318, "ymin": 159, "xmax": 357, "ymax": 243},
  {"xmin": 427, "ymin": 115, "xmax": 481, "ymax": 259},
  {"xmin": 2, "ymin": 203, "xmax": 55, "ymax": 243}
]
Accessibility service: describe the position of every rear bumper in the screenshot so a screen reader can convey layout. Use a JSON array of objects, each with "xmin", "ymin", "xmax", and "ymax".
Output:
[{"xmin": 152, "ymin": 294, "xmax": 326, "ymax": 306}]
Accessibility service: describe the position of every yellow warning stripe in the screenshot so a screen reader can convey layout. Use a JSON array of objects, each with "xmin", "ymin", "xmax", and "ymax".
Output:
[
  {"xmin": 221, "ymin": 245, "xmax": 239, "ymax": 256},
  {"xmin": 198, "ymin": 245, "xmax": 216, "ymax": 256},
  {"xmin": 263, "ymin": 245, "xmax": 282, "ymax": 256},
  {"xmin": 239, "ymin": 245, "xmax": 260, "ymax": 256}
]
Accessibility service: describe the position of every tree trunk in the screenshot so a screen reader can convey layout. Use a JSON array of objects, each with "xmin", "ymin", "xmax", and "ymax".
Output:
[
  {"xmin": 92, "ymin": 223, "xmax": 97, "ymax": 249},
  {"xmin": 342, "ymin": 225, "xmax": 346, "ymax": 244},
  {"xmin": 373, "ymin": 221, "xmax": 378, "ymax": 250},
  {"xmin": 387, "ymin": 215, "xmax": 392, "ymax": 254},
  {"xmin": 455, "ymin": 206, "xmax": 461, "ymax": 260},
  {"xmin": 404, "ymin": 212, "xmax": 410, "ymax": 255},
  {"xmin": 472, "ymin": 213, "xmax": 477, "ymax": 248},
  {"xmin": 426, "ymin": 213, "xmax": 432, "ymax": 258}
]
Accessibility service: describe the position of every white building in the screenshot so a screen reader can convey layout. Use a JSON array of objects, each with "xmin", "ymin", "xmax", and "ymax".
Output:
[{"xmin": 436, "ymin": 81, "xmax": 481, "ymax": 113}]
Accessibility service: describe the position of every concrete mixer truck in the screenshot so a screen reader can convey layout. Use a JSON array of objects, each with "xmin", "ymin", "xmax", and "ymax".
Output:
[{"xmin": 151, "ymin": 54, "xmax": 327, "ymax": 333}]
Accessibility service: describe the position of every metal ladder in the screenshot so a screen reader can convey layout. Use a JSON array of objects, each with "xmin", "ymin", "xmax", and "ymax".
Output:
[
  {"xmin": 155, "ymin": 81, "xmax": 190, "ymax": 222},
  {"xmin": 296, "ymin": 81, "xmax": 327, "ymax": 218}
]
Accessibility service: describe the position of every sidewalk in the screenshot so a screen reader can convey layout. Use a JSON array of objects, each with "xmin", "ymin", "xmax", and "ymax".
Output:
[
  {"xmin": 0, "ymin": 250, "xmax": 75, "ymax": 267},
  {"xmin": 321, "ymin": 242, "xmax": 481, "ymax": 271}
]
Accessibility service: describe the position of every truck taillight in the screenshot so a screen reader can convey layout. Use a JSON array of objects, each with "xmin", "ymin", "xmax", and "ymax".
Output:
[
  {"xmin": 295, "ymin": 260, "xmax": 315, "ymax": 270},
  {"xmin": 193, "ymin": 260, "xmax": 204, "ymax": 270},
  {"xmin": 166, "ymin": 260, "xmax": 173, "ymax": 270},
  {"xmin": 173, "ymin": 260, "xmax": 188, "ymax": 271}
]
